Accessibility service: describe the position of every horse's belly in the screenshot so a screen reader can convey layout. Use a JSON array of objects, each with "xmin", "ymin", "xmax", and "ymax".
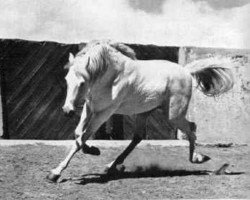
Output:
[
  {"xmin": 115, "ymin": 104, "xmax": 158, "ymax": 115},
  {"xmin": 115, "ymin": 93, "xmax": 162, "ymax": 115}
]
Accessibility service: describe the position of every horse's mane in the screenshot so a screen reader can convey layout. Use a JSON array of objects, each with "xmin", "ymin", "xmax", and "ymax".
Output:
[
  {"xmin": 76, "ymin": 40, "xmax": 137, "ymax": 82},
  {"xmin": 77, "ymin": 40, "xmax": 137, "ymax": 60},
  {"xmin": 109, "ymin": 42, "xmax": 137, "ymax": 60}
]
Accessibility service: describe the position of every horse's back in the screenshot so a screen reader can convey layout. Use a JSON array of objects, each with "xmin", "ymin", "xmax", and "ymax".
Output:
[
  {"xmin": 115, "ymin": 59, "xmax": 192, "ymax": 115},
  {"xmin": 136, "ymin": 60, "xmax": 192, "ymax": 120},
  {"xmin": 129, "ymin": 59, "xmax": 192, "ymax": 94}
]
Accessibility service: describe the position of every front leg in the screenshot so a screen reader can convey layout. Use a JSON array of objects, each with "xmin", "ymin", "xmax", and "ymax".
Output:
[
  {"xmin": 74, "ymin": 104, "xmax": 100, "ymax": 155},
  {"xmin": 47, "ymin": 104, "xmax": 91, "ymax": 182},
  {"xmin": 76, "ymin": 106, "xmax": 117, "ymax": 147},
  {"xmin": 74, "ymin": 103, "xmax": 91, "ymax": 138},
  {"xmin": 47, "ymin": 106, "xmax": 116, "ymax": 182}
]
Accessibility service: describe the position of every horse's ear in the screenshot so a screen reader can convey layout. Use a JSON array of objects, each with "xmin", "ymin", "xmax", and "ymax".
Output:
[
  {"xmin": 64, "ymin": 53, "xmax": 75, "ymax": 70},
  {"xmin": 69, "ymin": 53, "xmax": 75, "ymax": 64}
]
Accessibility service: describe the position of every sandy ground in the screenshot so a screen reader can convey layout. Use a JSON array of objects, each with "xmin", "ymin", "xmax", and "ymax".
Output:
[
  {"xmin": 0, "ymin": 142, "xmax": 249, "ymax": 199},
  {"xmin": 0, "ymin": 139, "xmax": 190, "ymax": 147}
]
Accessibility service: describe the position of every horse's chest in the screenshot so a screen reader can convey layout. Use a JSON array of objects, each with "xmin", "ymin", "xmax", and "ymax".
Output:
[{"xmin": 86, "ymin": 88, "xmax": 113, "ymax": 111}]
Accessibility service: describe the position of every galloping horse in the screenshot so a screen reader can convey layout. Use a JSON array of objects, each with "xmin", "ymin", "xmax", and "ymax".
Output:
[{"xmin": 47, "ymin": 40, "xmax": 234, "ymax": 182}]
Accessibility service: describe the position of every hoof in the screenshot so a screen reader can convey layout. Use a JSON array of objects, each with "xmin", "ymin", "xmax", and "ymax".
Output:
[
  {"xmin": 46, "ymin": 172, "xmax": 61, "ymax": 183},
  {"xmin": 202, "ymin": 155, "xmax": 211, "ymax": 162},
  {"xmin": 104, "ymin": 164, "xmax": 125, "ymax": 175},
  {"xmin": 192, "ymin": 153, "xmax": 211, "ymax": 164},
  {"xmin": 213, "ymin": 163, "xmax": 230, "ymax": 175},
  {"xmin": 82, "ymin": 144, "xmax": 101, "ymax": 156}
]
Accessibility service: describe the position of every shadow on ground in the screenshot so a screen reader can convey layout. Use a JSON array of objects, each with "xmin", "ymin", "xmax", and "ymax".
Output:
[{"xmin": 60, "ymin": 165, "xmax": 244, "ymax": 185}]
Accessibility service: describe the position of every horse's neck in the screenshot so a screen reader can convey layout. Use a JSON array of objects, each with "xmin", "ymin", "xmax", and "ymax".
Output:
[
  {"xmin": 109, "ymin": 51, "xmax": 131, "ymax": 71},
  {"xmin": 89, "ymin": 52, "xmax": 129, "ymax": 91}
]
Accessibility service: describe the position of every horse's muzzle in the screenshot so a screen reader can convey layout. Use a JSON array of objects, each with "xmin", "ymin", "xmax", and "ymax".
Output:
[{"xmin": 62, "ymin": 105, "xmax": 75, "ymax": 116}]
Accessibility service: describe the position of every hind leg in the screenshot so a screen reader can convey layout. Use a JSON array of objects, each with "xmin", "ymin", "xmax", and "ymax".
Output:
[
  {"xmin": 171, "ymin": 118, "xmax": 210, "ymax": 163},
  {"xmin": 165, "ymin": 92, "xmax": 210, "ymax": 164},
  {"xmin": 105, "ymin": 112, "xmax": 149, "ymax": 173}
]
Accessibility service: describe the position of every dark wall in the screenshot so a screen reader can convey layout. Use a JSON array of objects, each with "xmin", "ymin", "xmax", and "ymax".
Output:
[
  {"xmin": 0, "ymin": 39, "xmax": 79, "ymax": 139},
  {"xmin": 128, "ymin": 43, "xmax": 179, "ymax": 61},
  {"xmin": 0, "ymin": 39, "xmax": 179, "ymax": 139}
]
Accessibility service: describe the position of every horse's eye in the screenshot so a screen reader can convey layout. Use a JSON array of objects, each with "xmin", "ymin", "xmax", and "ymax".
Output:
[{"xmin": 79, "ymin": 81, "xmax": 84, "ymax": 87}]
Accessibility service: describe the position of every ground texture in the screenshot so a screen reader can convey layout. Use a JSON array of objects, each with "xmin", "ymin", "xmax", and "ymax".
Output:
[{"xmin": 0, "ymin": 143, "xmax": 250, "ymax": 199}]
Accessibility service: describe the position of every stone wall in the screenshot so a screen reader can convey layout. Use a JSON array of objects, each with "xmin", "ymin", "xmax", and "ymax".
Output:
[{"xmin": 182, "ymin": 47, "xmax": 250, "ymax": 144}]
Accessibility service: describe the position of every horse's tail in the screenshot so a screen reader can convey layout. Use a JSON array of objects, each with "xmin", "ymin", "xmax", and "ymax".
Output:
[{"xmin": 185, "ymin": 57, "xmax": 236, "ymax": 96}]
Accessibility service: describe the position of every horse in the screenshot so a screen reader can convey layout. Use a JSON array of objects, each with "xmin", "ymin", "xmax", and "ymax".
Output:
[{"xmin": 46, "ymin": 40, "xmax": 235, "ymax": 182}]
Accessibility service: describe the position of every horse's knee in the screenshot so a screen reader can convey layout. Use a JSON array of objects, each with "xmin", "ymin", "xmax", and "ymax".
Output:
[{"xmin": 74, "ymin": 128, "xmax": 82, "ymax": 139}]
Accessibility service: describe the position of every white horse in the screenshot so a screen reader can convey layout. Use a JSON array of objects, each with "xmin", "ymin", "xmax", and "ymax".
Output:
[{"xmin": 47, "ymin": 40, "xmax": 234, "ymax": 182}]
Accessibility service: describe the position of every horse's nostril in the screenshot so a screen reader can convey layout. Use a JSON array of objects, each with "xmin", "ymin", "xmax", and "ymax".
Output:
[
  {"xmin": 64, "ymin": 110, "xmax": 75, "ymax": 117},
  {"xmin": 62, "ymin": 105, "xmax": 75, "ymax": 116}
]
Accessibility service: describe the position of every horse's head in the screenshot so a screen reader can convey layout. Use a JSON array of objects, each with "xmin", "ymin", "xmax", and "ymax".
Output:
[
  {"xmin": 62, "ymin": 41, "xmax": 136, "ymax": 114},
  {"xmin": 62, "ymin": 53, "xmax": 89, "ymax": 114}
]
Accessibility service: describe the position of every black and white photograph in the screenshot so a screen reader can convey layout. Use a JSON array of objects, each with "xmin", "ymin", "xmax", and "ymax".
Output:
[{"xmin": 0, "ymin": 0, "xmax": 249, "ymax": 199}]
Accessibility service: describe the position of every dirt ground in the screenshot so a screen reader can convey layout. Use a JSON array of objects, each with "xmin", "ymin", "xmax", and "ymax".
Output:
[{"xmin": 0, "ymin": 143, "xmax": 250, "ymax": 199}]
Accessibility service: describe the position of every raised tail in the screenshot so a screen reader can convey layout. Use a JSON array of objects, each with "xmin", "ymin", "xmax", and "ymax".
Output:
[{"xmin": 185, "ymin": 57, "xmax": 236, "ymax": 96}]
